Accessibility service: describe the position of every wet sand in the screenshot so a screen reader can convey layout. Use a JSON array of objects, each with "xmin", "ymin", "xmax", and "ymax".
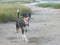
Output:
[{"xmin": 0, "ymin": 5, "xmax": 60, "ymax": 45}]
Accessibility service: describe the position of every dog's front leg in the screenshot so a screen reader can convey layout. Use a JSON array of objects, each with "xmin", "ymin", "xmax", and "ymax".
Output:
[{"xmin": 22, "ymin": 34, "xmax": 28, "ymax": 42}]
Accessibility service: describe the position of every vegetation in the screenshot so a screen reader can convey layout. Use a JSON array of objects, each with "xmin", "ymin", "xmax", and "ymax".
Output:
[
  {"xmin": 0, "ymin": 4, "xmax": 31, "ymax": 23},
  {"xmin": 51, "ymin": 4, "xmax": 60, "ymax": 9},
  {"xmin": 36, "ymin": 3, "xmax": 51, "ymax": 7},
  {"xmin": 19, "ymin": 0, "xmax": 31, "ymax": 3},
  {"xmin": 36, "ymin": 3, "xmax": 60, "ymax": 9},
  {"xmin": 0, "ymin": 0, "xmax": 36, "ymax": 3}
]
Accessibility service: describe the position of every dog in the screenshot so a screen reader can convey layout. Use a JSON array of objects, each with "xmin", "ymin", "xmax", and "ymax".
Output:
[{"xmin": 16, "ymin": 16, "xmax": 29, "ymax": 42}]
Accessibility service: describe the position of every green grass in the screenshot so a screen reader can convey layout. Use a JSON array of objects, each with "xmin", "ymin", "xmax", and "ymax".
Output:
[
  {"xmin": 36, "ymin": 3, "xmax": 60, "ymax": 9},
  {"xmin": 36, "ymin": 3, "xmax": 52, "ymax": 7},
  {"xmin": 51, "ymin": 4, "xmax": 60, "ymax": 9},
  {"xmin": 0, "ymin": 0, "xmax": 35, "ymax": 3},
  {"xmin": 0, "ymin": 4, "xmax": 31, "ymax": 23},
  {"xmin": 20, "ymin": 0, "xmax": 36, "ymax": 3},
  {"xmin": 19, "ymin": 0, "xmax": 31, "ymax": 3}
]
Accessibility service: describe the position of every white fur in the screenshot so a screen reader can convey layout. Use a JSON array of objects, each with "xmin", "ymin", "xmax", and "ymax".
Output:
[
  {"xmin": 25, "ymin": 26, "xmax": 29, "ymax": 30},
  {"xmin": 16, "ymin": 30, "xmax": 28, "ymax": 42},
  {"xmin": 22, "ymin": 34, "xmax": 28, "ymax": 42}
]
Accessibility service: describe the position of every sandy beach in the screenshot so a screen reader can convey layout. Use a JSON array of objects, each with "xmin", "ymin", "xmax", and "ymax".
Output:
[{"xmin": 0, "ymin": 5, "xmax": 60, "ymax": 45}]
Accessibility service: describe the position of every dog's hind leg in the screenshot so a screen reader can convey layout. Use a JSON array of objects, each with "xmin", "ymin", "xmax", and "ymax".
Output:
[
  {"xmin": 16, "ymin": 28, "xmax": 20, "ymax": 38},
  {"xmin": 16, "ymin": 23, "xmax": 20, "ymax": 33},
  {"xmin": 16, "ymin": 28, "xmax": 19, "ymax": 33}
]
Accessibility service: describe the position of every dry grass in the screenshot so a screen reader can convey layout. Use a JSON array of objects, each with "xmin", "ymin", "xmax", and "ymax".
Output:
[{"xmin": 0, "ymin": 4, "xmax": 31, "ymax": 22}]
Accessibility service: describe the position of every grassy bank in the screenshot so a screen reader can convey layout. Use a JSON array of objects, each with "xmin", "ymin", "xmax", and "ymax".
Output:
[
  {"xmin": 0, "ymin": 4, "xmax": 31, "ymax": 23},
  {"xmin": 0, "ymin": 0, "xmax": 36, "ymax": 3},
  {"xmin": 36, "ymin": 3, "xmax": 60, "ymax": 9}
]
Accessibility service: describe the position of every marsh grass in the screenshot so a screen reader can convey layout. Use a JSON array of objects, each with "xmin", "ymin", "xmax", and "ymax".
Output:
[
  {"xmin": 0, "ymin": 0, "xmax": 34, "ymax": 3},
  {"xmin": 36, "ymin": 3, "xmax": 60, "ymax": 9},
  {"xmin": 0, "ymin": 4, "xmax": 31, "ymax": 23}
]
